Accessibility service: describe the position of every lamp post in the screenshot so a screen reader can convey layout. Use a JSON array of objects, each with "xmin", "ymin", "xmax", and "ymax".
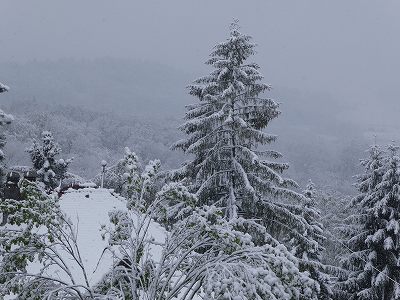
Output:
[{"xmin": 101, "ymin": 160, "xmax": 107, "ymax": 188}]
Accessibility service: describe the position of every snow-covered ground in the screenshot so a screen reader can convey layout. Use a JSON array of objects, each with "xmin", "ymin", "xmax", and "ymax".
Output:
[
  {"xmin": 5, "ymin": 188, "xmax": 166, "ymax": 298},
  {"xmin": 55, "ymin": 188, "xmax": 126, "ymax": 285},
  {"xmin": 57, "ymin": 188, "xmax": 165, "ymax": 285}
]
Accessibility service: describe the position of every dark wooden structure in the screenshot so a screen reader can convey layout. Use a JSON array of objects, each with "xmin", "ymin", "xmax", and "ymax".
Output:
[{"xmin": 1, "ymin": 170, "xmax": 38, "ymax": 226}]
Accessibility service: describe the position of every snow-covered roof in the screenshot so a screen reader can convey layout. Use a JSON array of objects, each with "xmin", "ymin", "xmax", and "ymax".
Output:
[
  {"xmin": 0, "ymin": 82, "xmax": 9, "ymax": 93},
  {"xmin": 51, "ymin": 188, "xmax": 162, "ymax": 283},
  {"xmin": 55, "ymin": 188, "xmax": 127, "ymax": 285}
]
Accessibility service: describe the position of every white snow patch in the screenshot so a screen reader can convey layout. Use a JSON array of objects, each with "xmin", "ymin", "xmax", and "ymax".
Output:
[{"xmin": 56, "ymin": 188, "xmax": 127, "ymax": 285}]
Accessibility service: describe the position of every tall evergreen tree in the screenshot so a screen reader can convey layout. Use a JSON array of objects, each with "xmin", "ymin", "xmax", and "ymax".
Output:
[
  {"xmin": 173, "ymin": 21, "xmax": 315, "ymax": 247},
  {"xmin": 27, "ymin": 131, "xmax": 72, "ymax": 190},
  {"xmin": 339, "ymin": 143, "xmax": 400, "ymax": 299}
]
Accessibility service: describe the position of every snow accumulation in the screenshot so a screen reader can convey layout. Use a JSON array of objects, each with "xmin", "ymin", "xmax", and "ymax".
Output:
[
  {"xmin": 57, "ymin": 188, "xmax": 165, "ymax": 284},
  {"xmin": 55, "ymin": 188, "xmax": 126, "ymax": 285},
  {"xmin": 6, "ymin": 188, "xmax": 166, "ymax": 298}
]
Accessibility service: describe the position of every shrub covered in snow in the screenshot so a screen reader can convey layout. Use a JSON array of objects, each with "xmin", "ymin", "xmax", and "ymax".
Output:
[{"xmin": 27, "ymin": 131, "xmax": 73, "ymax": 190}]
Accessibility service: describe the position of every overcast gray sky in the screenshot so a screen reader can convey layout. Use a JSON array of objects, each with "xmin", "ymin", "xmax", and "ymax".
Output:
[{"xmin": 1, "ymin": 0, "xmax": 399, "ymax": 115}]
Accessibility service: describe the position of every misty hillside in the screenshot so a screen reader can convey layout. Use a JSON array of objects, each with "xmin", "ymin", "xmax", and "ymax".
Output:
[
  {"xmin": 0, "ymin": 59, "xmax": 190, "ymax": 116},
  {"xmin": 0, "ymin": 59, "xmax": 382, "ymax": 193},
  {"xmin": 3, "ymin": 100, "xmax": 183, "ymax": 179}
]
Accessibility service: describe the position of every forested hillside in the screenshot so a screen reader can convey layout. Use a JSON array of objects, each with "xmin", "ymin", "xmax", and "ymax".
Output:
[
  {"xmin": 0, "ymin": 59, "xmax": 384, "ymax": 193},
  {"xmin": 2, "ymin": 100, "xmax": 182, "ymax": 179}
]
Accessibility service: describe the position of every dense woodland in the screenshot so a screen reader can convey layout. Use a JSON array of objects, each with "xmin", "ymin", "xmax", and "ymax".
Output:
[{"xmin": 0, "ymin": 23, "xmax": 399, "ymax": 299}]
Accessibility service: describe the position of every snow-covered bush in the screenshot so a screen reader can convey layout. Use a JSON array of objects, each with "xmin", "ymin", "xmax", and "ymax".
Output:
[
  {"xmin": 0, "ymin": 180, "xmax": 97, "ymax": 299},
  {"xmin": 338, "ymin": 143, "xmax": 400, "ymax": 299},
  {"xmin": 99, "ymin": 180, "xmax": 320, "ymax": 300},
  {"xmin": 27, "ymin": 131, "xmax": 72, "ymax": 190},
  {"xmin": 119, "ymin": 147, "xmax": 162, "ymax": 211}
]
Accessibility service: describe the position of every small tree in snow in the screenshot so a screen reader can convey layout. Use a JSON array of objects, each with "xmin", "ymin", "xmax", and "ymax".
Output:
[
  {"xmin": 27, "ymin": 131, "xmax": 72, "ymax": 190},
  {"xmin": 120, "ymin": 146, "xmax": 161, "ymax": 211},
  {"xmin": 291, "ymin": 180, "xmax": 333, "ymax": 299},
  {"xmin": 121, "ymin": 147, "xmax": 141, "ymax": 205}
]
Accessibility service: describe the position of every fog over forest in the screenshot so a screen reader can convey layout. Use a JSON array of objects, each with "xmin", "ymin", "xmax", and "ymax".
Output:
[{"xmin": 0, "ymin": 58, "xmax": 395, "ymax": 194}]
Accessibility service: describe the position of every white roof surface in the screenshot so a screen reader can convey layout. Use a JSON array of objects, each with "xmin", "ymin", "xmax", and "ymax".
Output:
[
  {"xmin": 56, "ymin": 188, "xmax": 165, "ymax": 286},
  {"xmin": 55, "ymin": 188, "xmax": 127, "ymax": 285}
]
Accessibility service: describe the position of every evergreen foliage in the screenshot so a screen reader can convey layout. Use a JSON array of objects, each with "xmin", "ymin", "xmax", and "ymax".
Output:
[
  {"xmin": 339, "ymin": 144, "xmax": 400, "ymax": 299},
  {"xmin": 292, "ymin": 180, "xmax": 333, "ymax": 299},
  {"xmin": 120, "ymin": 146, "xmax": 161, "ymax": 211},
  {"xmin": 27, "ymin": 131, "xmax": 72, "ymax": 190},
  {"xmin": 0, "ymin": 179, "xmax": 64, "ymax": 297},
  {"xmin": 173, "ymin": 21, "xmax": 318, "ymax": 252}
]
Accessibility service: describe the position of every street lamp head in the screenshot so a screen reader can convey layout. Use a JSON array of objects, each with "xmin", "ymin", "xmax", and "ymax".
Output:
[{"xmin": 101, "ymin": 160, "xmax": 108, "ymax": 167}]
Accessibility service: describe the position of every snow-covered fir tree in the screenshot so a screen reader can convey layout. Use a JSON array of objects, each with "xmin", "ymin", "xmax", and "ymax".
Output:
[
  {"xmin": 121, "ymin": 147, "xmax": 141, "ymax": 205},
  {"xmin": 27, "ymin": 131, "xmax": 72, "ymax": 190},
  {"xmin": 291, "ymin": 180, "xmax": 333, "ymax": 299},
  {"xmin": 173, "ymin": 21, "xmax": 317, "ymax": 251},
  {"xmin": 120, "ymin": 146, "xmax": 161, "ymax": 211},
  {"xmin": 338, "ymin": 143, "xmax": 400, "ymax": 299}
]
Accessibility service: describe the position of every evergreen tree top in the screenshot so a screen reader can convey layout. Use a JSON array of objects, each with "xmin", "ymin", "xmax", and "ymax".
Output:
[
  {"xmin": 207, "ymin": 20, "xmax": 256, "ymax": 66},
  {"xmin": 353, "ymin": 144, "xmax": 385, "ymax": 207},
  {"xmin": 189, "ymin": 20, "xmax": 271, "ymax": 102}
]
